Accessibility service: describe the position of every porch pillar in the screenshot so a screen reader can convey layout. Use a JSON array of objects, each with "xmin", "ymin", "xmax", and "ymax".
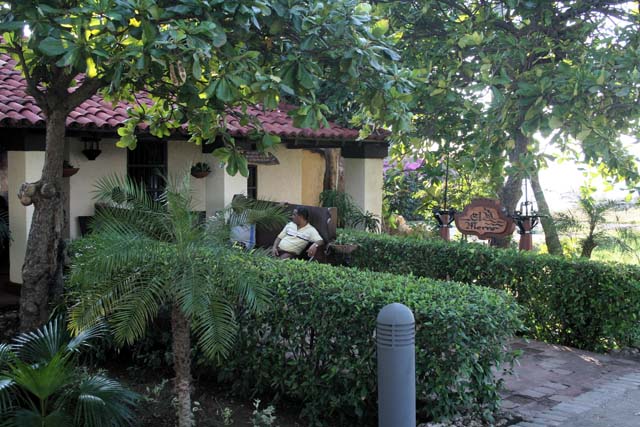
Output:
[
  {"xmin": 7, "ymin": 151, "xmax": 45, "ymax": 284},
  {"xmin": 205, "ymin": 164, "xmax": 248, "ymax": 217},
  {"xmin": 343, "ymin": 158, "xmax": 383, "ymax": 220}
]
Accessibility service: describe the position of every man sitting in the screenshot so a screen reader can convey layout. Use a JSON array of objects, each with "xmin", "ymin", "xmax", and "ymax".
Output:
[{"xmin": 272, "ymin": 207, "xmax": 323, "ymax": 259}]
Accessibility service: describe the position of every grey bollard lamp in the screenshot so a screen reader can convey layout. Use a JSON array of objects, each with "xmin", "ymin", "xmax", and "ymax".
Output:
[{"xmin": 377, "ymin": 303, "xmax": 416, "ymax": 427}]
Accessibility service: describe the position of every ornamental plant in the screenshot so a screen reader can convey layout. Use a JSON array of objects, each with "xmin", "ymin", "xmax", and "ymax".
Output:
[
  {"xmin": 190, "ymin": 162, "xmax": 211, "ymax": 174},
  {"xmin": 68, "ymin": 173, "xmax": 283, "ymax": 427},
  {"xmin": 0, "ymin": 316, "xmax": 138, "ymax": 427}
]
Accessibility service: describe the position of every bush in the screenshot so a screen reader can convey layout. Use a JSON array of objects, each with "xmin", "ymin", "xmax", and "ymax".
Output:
[
  {"xmin": 336, "ymin": 230, "xmax": 640, "ymax": 351},
  {"xmin": 217, "ymin": 255, "xmax": 522, "ymax": 425}
]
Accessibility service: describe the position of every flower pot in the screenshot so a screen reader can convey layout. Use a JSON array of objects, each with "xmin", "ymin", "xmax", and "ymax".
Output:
[
  {"xmin": 191, "ymin": 171, "xmax": 210, "ymax": 179},
  {"xmin": 62, "ymin": 168, "xmax": 79, "ymax": 178}
]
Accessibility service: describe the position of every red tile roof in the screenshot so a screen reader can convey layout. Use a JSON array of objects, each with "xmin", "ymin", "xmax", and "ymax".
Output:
[{"xmin": 0, "ymin": 53, "xmax": 387, "ymax": 142}]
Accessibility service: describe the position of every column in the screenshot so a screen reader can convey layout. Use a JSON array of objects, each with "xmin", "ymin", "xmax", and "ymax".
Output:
[
  {"xmin": 205, "ymin": 164, "xmax": 248, "ymax": 216},
  {"xmin": 343, "ymin": 158, "xmax": 383, "ymax": 219},
  {"xmin": 8, "ymin": 151, "xmax": 45, "ymax": 284}
]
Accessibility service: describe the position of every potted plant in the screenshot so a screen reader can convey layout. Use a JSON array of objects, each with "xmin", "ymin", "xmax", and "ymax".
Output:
[
  {"xmin": 190, "ymin": 161, "xmax": 211, "ymax": 178},
  {"xmin": 62, "ymin": 160, "xmax": 79, "ymax": 177}
]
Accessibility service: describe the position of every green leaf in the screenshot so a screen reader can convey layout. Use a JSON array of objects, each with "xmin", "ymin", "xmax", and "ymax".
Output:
[
  {"xmin": 262, "ymin": 133, "xmax": 281, "ymax": 148},
  {"xmin": 38, "ymin": 37, "xmax": 68, "ymax": 56},
  {"xmin": 215, "ymin": 78, "xmax": 234, "ymax": 102},
  {"xmin": 211, "ymin": 28, "xmax": 227, "ymax": 48},
  {"xmin": 372, "ymin": 19, "xmax": 389, "ymax": 38}
]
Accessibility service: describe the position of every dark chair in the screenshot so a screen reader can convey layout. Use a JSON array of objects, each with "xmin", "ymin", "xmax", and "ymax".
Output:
[{"xmin": 254, "ymin": 203, "xmax": 337, "ymax": 263}]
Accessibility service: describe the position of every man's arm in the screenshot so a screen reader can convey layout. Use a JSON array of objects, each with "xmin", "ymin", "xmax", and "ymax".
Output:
[
  {"xmin": 272, "ymin": 237, "xmax": 282, "ymax": 256},
  {"xmin": 306, "ymin": 239, "xmax": 323, "ymax": 258}
]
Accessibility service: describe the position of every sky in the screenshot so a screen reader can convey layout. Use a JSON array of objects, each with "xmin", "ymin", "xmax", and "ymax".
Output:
[{"xmin": 535, "ymin": 136, "xmax": 639, "ymax": 213}]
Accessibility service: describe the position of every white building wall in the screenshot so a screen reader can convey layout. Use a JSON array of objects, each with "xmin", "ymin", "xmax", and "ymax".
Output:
[
  {"xmin": 67, "ymin": 138, "xmax": 126, "ymax": 239},
  {"xmin": 205, "ymin": 162, "xmax": 247, "ymax": 216},
  {"xmin": 167, "ymin": 141, "xmax": 209, "ymax": 212},
  {"xmin": 343, "ymin": 158, "xmax": 383, "ymax": 219}
]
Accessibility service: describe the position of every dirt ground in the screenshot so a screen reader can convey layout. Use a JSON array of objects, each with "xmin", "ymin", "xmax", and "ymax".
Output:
[{"xmin": 109, "ymin": 366, "xmax": 306, "ymax": 427}]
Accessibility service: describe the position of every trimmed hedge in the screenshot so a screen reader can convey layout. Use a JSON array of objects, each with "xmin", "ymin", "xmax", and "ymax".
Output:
[
  {"xmin": 218, "ymin": 255, "xmax": 522, "ymax": 425},
  {"xmin": 336, "ymin": 230, "xmax": 640, "ymax": 351}
]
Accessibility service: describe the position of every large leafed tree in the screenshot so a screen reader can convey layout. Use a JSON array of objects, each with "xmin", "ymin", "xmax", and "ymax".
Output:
[
  {"xmin": 0, "ymin": 0, "xmax": 412, "ymax": 331},
  {"xmin": 381, "ymin": 0, "xmax": 640, "ymax": 252}
]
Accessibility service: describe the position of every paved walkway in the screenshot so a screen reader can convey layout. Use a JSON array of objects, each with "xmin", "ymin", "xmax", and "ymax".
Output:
[{"xmin": 500, "ymin": 339, "xmax": 640, "ymax": 426}]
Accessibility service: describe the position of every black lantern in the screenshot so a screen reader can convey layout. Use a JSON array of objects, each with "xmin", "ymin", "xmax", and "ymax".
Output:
[
  {"xmin": 81, "ymin": 136, "xmax": 102, "ymax": 160},
  {"xmin": 511, "ymin": 177, "xmax": 542, "ymax": 250},
  {"xmin": 432, "ymin": 147, "xmax": 456, "ymax": 241}
]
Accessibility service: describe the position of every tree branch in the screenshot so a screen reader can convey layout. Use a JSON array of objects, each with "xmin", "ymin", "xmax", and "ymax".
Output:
[
  {"xmin": 3, "ymin": 43, "xmax": 47, "ymax": 109},
  {"xmin": 64, "ymin": 77, "xmax": 106, "ymax": 114}
]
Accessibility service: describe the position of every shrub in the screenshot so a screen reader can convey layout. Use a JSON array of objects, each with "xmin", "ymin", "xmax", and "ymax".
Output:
[
  {"xmin": 336, "ymin": 230, "xmax": 640, "ymax": 351},
  {"xmin": 217, "ymin": 255, "xmax": 522, "ymax": 425}
]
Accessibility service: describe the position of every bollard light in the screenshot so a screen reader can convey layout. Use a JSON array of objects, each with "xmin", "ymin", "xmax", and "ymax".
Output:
[{"xmin": 377, "ymin": 303, "xmax": 416, "ymax": 427}]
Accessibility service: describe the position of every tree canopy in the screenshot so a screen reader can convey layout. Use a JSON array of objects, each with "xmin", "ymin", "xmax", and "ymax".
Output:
[{"xmin": 381, "ymin": 0, "xmax": 640, "ymax": 246}]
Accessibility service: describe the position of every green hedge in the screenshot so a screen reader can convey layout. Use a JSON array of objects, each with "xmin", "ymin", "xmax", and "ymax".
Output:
[
  {"xmin": 218, "ymin": 256, "xmax": 522, "ymax": 425},
  {"xmin": 336, "ymin": 230, "xmax": 640, "ymax": 352}
]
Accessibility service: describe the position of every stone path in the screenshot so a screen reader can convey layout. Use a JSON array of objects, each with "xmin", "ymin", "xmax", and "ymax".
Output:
[{"xmin": 499, "ymin": 339, "xmax": 640, "ymax": 426}]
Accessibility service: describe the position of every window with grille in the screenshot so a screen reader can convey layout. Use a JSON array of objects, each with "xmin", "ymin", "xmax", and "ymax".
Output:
[
  {"xmin": 127, "ymin": 140, "xmax": 167, "ymax": 200},
  {"xmin": 247, "ymin": 165, "xmax": 257, "ymax": 199}
]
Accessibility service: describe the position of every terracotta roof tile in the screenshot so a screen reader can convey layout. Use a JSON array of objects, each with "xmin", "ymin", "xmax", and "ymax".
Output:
[{"xmin": 0, "ymin": 52, "xmax": 388, "ymax": 142}]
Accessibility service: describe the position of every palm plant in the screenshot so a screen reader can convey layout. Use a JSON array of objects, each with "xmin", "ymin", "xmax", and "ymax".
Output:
[
  {"xmin": 68, "ymin": 174, "xmax": 274, "ymax": 427},
  {"xmin": 0, "ymin": 316, "xmax": 137, "ymax": 427},
  {"xmin": 0, "ymin": 209, "xmax": 9, "ymax": 248},
  {"xmin": 555, "ymin": 195, "xmax": 626, "ymax": 259}
]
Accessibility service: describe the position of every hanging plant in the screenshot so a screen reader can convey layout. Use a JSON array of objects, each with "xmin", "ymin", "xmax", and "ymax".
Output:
[{"xmin": 190, "ymin": 161, "xmax": 211, "ymax": 178}]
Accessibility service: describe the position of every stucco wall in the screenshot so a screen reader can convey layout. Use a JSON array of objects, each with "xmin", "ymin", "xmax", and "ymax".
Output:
[
  {"xmin": 67, "ymin": 138, "xmax": 127, "ymax": 239},
  {"xmin": 301, "ymin": 150, "xmax": 325, "ymax": 206},
  {"xmin": 167, "ymin": 141, "xmax": 209, "ymax": 212},
  {"xmin": 8, "ymin": 151, "xmax": 44, "ymax": 283},
  {"xmin": 343, "ymin": 158, "xmax": 383, "ymax": 219},
  {"xmin": 205, "ymin": 162, "xmax": 247, "ymax": 216},
  {"xmin": 257, "ymin": 145, "xmax": 303, "ymax": 204}
]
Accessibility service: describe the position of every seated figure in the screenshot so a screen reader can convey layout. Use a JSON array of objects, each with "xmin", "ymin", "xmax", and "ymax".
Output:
[{"xmin": 272, "ymin": 207, "xmax": 323, "ymax": 259}]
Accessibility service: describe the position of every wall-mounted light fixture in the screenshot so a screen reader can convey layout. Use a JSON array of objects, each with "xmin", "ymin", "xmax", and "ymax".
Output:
[{"xmin": 81, "ymin": 136, "xmax": 102, "ymax": 160}]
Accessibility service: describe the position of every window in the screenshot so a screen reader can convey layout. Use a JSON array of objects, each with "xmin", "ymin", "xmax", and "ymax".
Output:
[
  {"xmin": 127, "ymin": 140, "xmax": 167, "ymax": 200},
  {"xmin": 247, "ymin": 165, "xmax": 257, "ymax": 199}
]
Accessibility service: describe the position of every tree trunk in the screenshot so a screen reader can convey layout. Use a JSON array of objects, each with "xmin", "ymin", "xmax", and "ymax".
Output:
[
  {"xmin": 172, "ymin": 303, "xmax": 193, "ymax": 427},
  {"xmin": 19, "ymin": 109, "xmax": 67, "ymax": 331},
  {"xmin": 580, "ymin": 236, "xmax": 597, "ymax": 258},
  {"xmin": 494, "ymin": 129, "xmax": 529, "ymax": 248},
  {"xmin": 323, "ymin": 148, "xmax": 341, "ymax": 191},
  {"xmin": 530, "ymin": 169, "xmax": 563, "ymax": 256}
]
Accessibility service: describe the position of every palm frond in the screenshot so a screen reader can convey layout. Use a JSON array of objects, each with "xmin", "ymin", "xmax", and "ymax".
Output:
[
  {"xmin": 7, "ymin": 354, "xmax": 74, "ymax": 402},
  {"xmin": 0, "ymin": 376, "xmax": 16, "ymax": 415},
  {"xmin": 227, "ymin": 197, "xmax": 289, "ymax": 231},
  {"xmin": 66, "ymin": 322, "xmax": 105, "ymax": 354},
  {"xmin": 192, "ymin": 297, "xmax": 238, "ymax": 361},
  {"xmin": 69, "ymin": 268, "xmax": 162, "ymax": 335},
  {"xmin": 0, "ymin": 345, "xmax": 17, "ymax": 370},
  {"xmin": 108, "ymin": 275, "xmax": 169, "ymax": 346},
  {"xmin": 11, "ymin": 317, "xmax": 70, "ymax": 363},
  {"xmin": 72, "ymin": 375, "xmax": 138, "ymax": 427},
  {"xmin": 92, "ymin": 175, "xmax": 171, "ymax": 240}
]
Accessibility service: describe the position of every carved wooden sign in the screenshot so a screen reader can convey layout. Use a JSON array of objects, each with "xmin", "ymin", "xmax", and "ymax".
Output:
[{"xmin": 454, "ymin": 198, "xmax": 515, "ymax": 239}]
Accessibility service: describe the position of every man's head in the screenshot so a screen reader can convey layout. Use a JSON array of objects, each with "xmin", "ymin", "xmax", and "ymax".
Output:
[{"xmin": 292, "ymin": 207, "xmax": 310, "ymax": 226}]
